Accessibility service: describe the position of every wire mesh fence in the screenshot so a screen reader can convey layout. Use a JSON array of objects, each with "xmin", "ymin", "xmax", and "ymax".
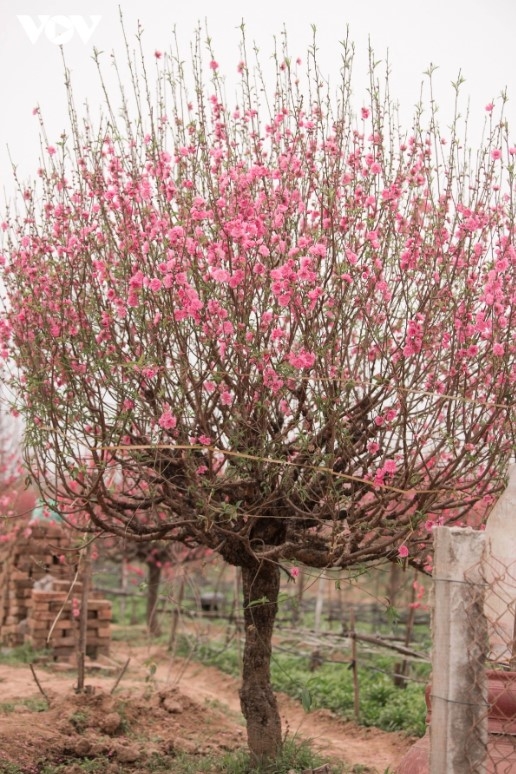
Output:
[
  {"xmin": 426, "ymin": 526, "xmax": 516, "ymax": 774},
  {"xmin": 467, "ymin": 549, "xmax": 516, "ymax": 772}
]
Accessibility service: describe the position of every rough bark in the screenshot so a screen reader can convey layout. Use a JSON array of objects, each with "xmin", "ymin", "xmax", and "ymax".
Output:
[
  {"xmin": 146, "ymin": 561, "xmax": 162, "ymax": 637},
  {"xmin": 239, "ymin": 560, "xmax": 282, "ymax": 763}
]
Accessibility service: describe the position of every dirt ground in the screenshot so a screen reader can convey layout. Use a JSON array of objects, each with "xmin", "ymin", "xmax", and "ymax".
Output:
[{"xmin": 0, "ymin": 639, "xmax": 413, "ymax": 773}]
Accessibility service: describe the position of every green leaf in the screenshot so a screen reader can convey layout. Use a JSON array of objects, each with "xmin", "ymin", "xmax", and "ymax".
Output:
[
  {"xmin": 301, "ymin": 687, "xmax": 312, "ymax": 712},
  {"xmin": 246, "ymin": 596, "xmax": 268, "ymax": 608},
  {"xmin": 386, "ymin": 605, "xmax": 400, "ymax": 626},
  {"xmin": 145, "ymin": 662, "xmax": 157, "ymax": 682}
]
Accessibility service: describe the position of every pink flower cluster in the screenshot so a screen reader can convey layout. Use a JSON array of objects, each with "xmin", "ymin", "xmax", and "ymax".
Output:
[
  {"xmin": 158, "ymin": 410, "xmax": 177, "ymax": 431},
  {"xmin": 374, "ymin": 459, "xmax": 397, "ymax": 487}
]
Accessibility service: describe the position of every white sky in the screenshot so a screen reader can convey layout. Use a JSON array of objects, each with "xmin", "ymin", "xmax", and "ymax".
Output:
[{"xmin": 1, "ymin": 0, "xmax": 515, "ymax": 204}]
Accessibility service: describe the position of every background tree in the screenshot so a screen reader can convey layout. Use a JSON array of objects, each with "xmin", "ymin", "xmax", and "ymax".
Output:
[
  {"xmin": 0, "ymin": 404, "xmax": 32, "ymax": 529},
  {"xmin": 97, "ymin": 532, "xmax": 209, "ymax": 637},
  {"xmin": 1, "ymin": 28, "xmax": 516, "ymax": 762}
]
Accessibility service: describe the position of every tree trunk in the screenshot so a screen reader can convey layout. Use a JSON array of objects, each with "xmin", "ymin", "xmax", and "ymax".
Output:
[
  {"xmin": 239, "ymin": 561, "xmax": 282, "ymax": 764},
  {"xmin": 146, "ymin": 561, "xmax": 162, "ymax": 637}
]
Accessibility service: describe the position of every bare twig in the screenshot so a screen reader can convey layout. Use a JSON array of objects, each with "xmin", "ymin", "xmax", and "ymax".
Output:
[
  {"xmin": 351, "ymin": 631, "xmax": 428, "ymax": 660},
  {"xmin": 275, "ymin": 625, "xmax": 430, "ymax": 660},
  {"xmin": 110, "ymin": 657, "xmax": 131, "ymax": 695},
  {"xmin": 46, "ymin": 564, "xmax": 80, "ymax": 644},
  {"xmin": 29, "ymin": 663, "xmax": 50, "ymax": 705}
]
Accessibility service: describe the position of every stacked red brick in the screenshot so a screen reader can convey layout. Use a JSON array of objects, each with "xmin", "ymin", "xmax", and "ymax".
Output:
[
  {"xmin": 0, "ymin": 521, "xmax": 111, "ymax": 660},
  {"xmin": 0, "ymin": 522, "xmax": 72, "ymax": 646},
  {"xmin": 29, "ymin": 581, "xmax": 111, "ymax": 661}
]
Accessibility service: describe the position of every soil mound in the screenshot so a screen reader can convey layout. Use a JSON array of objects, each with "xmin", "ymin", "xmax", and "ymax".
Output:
[{"xmin": 0, "ymin": 685, "xmax": 243, "ymax": 772}]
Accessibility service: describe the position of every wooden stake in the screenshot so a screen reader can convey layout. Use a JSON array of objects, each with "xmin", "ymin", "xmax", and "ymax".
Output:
[
  {"xmin": 394, "ymin": 568, "xmax": 418, "ymax": 687},
  {"xmin": 292, "ymin": 566, "xmax": 305, "ymax": 625},
  {"xmin": 168, "ymin": 573, "xmax": 186, "ymax": 653},
  {"xmin": 120, "ymin": 555, "xmax": 129, "ymax": 622},
  {"xmin": 76, "ymin": 541, "xmax": 92, "ymax": 693},
  {"xmin": 314, "ymin": 575, "xmax": 325, "ymax": 635},
  {"xmin": 350, "ymin": 606, "xmax": 360, "ymax": 721}
]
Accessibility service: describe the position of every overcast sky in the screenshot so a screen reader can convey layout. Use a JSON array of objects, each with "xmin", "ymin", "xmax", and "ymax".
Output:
[{"xmin": 1, "ymin": 0, "xmax": 515, "ymax": 204}]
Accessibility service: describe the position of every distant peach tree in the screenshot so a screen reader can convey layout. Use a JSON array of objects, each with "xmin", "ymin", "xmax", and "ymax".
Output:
[{"xmin": 1, "ymin": 26, "xmax": 515, "ymax": 763}]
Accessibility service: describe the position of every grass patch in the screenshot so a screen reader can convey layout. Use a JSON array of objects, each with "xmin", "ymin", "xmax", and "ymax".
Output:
[
  {"xmin": 39, "ymin": 759, "xmax": 113, "ymax": 773},
  {"xmin": 7, "ymin": 741, "xmax": 342, "ymax": 774},
  {"xmin": 170, "ymin": 736, "xmax": 343, "ymax": 773},
  {"xmin": 0, "ymin": 697, "xmax": 47, "ymax": 714},
  {"xmin": 111, "ymin": 623, "xmax": 148, "ymax": 643},
  {"xmin": 69, "ymin": 710, "xmax": 89, "ymax": 733},
  {"xmin": 0, "ymin": 644, "xmax": 47, "ymax": 665},
  {"xmin": 271, "ymin": 655, "xmax": 427, "ymax": 736}
]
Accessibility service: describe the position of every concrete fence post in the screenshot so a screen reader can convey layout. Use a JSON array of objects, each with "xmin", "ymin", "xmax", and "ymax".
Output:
[
  {"xmin": 430, "ymin": 527, "xmax": 488, "ymax": 774},
  {"xmin": 483, "ymin": 464, "xmax": 516, "ymax": 663}
]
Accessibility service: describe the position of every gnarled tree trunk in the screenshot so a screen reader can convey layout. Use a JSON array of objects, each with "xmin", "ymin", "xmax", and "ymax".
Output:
[{"xmin": 239, "ymin": 560, "xmax": 282, "ymax": 764}]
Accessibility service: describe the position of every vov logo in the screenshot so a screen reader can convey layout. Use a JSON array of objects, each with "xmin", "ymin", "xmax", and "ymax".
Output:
[{"xmin": 17, "ymin": 15, "xmax": 102, "ymax": 45}]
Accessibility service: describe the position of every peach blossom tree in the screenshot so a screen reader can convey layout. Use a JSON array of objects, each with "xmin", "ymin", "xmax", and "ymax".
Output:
[
  {"xmin": 1, "ymin": 29, "xmax": 516, "ymax": 762},
  {"xmin": 0, "ymin": 409, "xmax": 30, "ymax": 530}
]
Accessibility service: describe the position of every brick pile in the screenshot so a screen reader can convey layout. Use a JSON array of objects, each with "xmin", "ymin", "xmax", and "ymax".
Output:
[
  {"xmin": 28, "ymin": 583, "xmax": 111, "ymax": 661},
  {"xmin": 0, "ymin": 521, "xmax": 111, "ymax": 660}
]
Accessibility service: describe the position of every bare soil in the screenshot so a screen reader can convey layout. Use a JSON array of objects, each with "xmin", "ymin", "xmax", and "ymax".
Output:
[{"xmin": 0, "ymin": 639, "xmax": 413, "ymax": 773}]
